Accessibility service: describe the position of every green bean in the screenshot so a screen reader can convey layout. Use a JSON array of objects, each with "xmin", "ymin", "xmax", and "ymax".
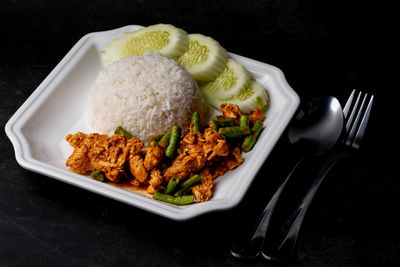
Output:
[
  {"xmin": 148, "ymin": 139, "xmax": 156, "ymax": 146},
  {"xmin": 114, "ymin": 126, "xmax": 133, "ymax": 139},
  {"xmin": 148, "ymin": 134, "xmax": 164, "ymax": 146},
  {"xmin": 212, "ymin": 116, "xmax": 236, "ymax": 128},
  {"xmin": 239, "ymin": 115, "xmax": 250, "ymax": 129},
  {"xmin": 164, "ymin": 175, "xmax": 180, "ymax": 195},
  {"xmin": 217, "ymin": 115, "xmax": 251, "ymax": 138},
  {"xmin": 191, "ymin": 112, "xmax": 200, "ymax": 132},
  {"xmin": 242, "ymin": 135, "xmax": 256, "ymax": 152},
  {"xmin": 153, "ymin": 191, "xmax": 195, "ymax": 205},
  {"xmin": 218, "ymin": 126, "xmax": 251, "ymax": 138},
  {"xmin": 154, "ymin": 134, "xmax": 164, "ymax": 142},
  {"xmin": 158, "ymin": 132, "xmax": 171, "ymax": 149},
  {"xmin": 90, "ymin": 170, "xmax": 105, "ymax": 182},
  {"xmin": 251, "ymin": 120, "xmax": 263, "ymax": 136},
  {"xmin": 174, "ymin": 174, "xmax": 201, "ymax": 196},
  {"xmin": 165, "ymin": 126, "xmax": 181, "ymax": 158},
  {"xmin": 242, "ymin": 120, "xmax": 263, "ymax": 152}
]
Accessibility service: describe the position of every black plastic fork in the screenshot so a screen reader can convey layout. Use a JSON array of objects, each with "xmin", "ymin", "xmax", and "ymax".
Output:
[{"xmin": 261, "ymin": 90, "xmax": 374, "ymax": 260}]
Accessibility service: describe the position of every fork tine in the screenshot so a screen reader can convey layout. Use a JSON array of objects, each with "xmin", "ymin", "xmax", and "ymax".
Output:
[
  {"xmin": 352, "ymin": 94, "xmax": 374, "ymax": 149},
  {"xmin": 345, "ymin": 91, "xmax": 374, "ymax": 148},
  {"xmin": 343, "ymin": 89, "xmax": 355, "ymax": 120},
  {"xmin": 345, "ymin": 91, "xmax": 362, "ymax": 133},
  {"xmin": 346, "ymin": 92, "xmax": 367, "ymax": 146}
]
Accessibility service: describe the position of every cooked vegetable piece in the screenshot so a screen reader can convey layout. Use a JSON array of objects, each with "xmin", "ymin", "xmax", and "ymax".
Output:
[
  {"xmin": 148, "ymin": 133, "xmax": 164, "ymax": 146},
  {"xmin": 153, "ymin": 134, "xmax": 164, "ymax": 142},
  {"xmin": 158, "ymin": 132, "xmax": 171, "ymax": 149},
  {"xmin": 165, "ymin": 126, "xmax": 181, "ymax": 158},
  {"xmin": 218, "ymin": 126, "xmax": 251, "ymax": 138},
  {"xmin": 90, "ymin": 170, "xmax": 105, "ymax": 182},
  {"xmin": 212, "ymin": 116, "xmax": 236, "ymax": 128},
  {"xmin": 191, "ymin": 112, "xmax": 200, "ymax": 132},
  {"xmin": 251, "ymin": 120, "xmax": 263, "ymax": 135},
  {"xmin": 174, "ymin": 174, "xmax": 201, "ymax": 196},
  {"xmin": 114, "ymin": 126, "xmax": 133, "ymax": 139},
  {"xmin": 149, "ymin": 140, "xmax": 156, "ymax": 147},
  {"xmin": 242, "ymin": 120, "xmax": 263, "ymax": 152},
  {"xmin": 217, "ymin": 114, "xmax": 251, "ymax": 138},
  {"xmin": 153, "ymin": 191, "xmax": 195, "ymax": 205},
  {"xmin": 165, "ymin": 175, "xmax": 180, "ymax": 195},
  {"xmin": 239, "ymin": 115, "xmax": 250, "ymax": 129}
]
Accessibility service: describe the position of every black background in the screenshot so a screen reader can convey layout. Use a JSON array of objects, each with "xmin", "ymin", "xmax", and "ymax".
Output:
[{"xmin": 1, "ymin": 0, "xmax": 397, "ymax": 266}]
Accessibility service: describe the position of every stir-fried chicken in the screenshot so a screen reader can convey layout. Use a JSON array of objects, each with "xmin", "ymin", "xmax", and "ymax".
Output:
[
  {"xmin": 192, "ymin": 146, "xmax": 243, "ymax": 202},
  {"xmin": 181, "ymin": 129, "xmax": 203, "ymax": 149},
  {"xmin": 164, "ymin": 128, "xmax": 229, "ymax": 181},
  {"xmin": 125, "ymin": 137, "xmax": 148, "ymax": 182},
  {"xmin": 129, "ymin": 154, "xmax": 147, "ymax": 182},
  {"xmin": 199, "ymin": 146, "xmax": 243, "ymax": 180},
  {"xmin": 224, "ymin": 146, "xmax": 244, "ymax": 170},
  {"xmin": 65, "ymin": 103, "xmax": 263, "ymax": 204},
  {"xmin": 65, "ymin": 132, "xmax": 96, "ymax": 175},
  {"xmin": 249, "ymin": 107, "xmax": 264, "ymax": 124},
  {"xmin": 203, "ymin": 128, "xmax": 229, "ymax": 160},
  {"xmin": 192, "ymin": 175, "xmax": 214, "ymax": 203},
  {"xmin": 163, "ymin": 151, "xmax": 205, "ymax": 180},
  {"xmin": 220, "ymin": 103, "xmax": 242, "ymax": 120},
  {"xmin": 66, "ymin": 132, "xmax": 133, "ymax": 182},
  {"xmin": 65, "ymin": 130, "xmax": 238, "ymax": 201},
  {"xmin": 142, "ymin": 146, "xmax": 164, "ymax": 170},
  {"xmin": 147, "ymin": 169, "xmax": 164, "ymax": 194},
  {"xmin": 199, "ymin": 164, "xmax": 226, "ymax": 181}
]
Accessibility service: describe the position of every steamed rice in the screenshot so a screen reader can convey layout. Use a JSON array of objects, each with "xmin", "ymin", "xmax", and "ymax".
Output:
[{"xmin": 86, "ymin": 52, "xmax": 208, "ymax": 141}]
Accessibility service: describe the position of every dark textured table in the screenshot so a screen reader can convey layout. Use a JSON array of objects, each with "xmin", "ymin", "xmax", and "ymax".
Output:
[{"xmin": 1, "ymin": 1, "xmax": 397, "ymax": 266}]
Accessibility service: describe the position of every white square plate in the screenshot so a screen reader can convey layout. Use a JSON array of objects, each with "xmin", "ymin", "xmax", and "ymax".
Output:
[{"xmin": 5, "ymin": 25, "xmax": 299, "ymax": 221}]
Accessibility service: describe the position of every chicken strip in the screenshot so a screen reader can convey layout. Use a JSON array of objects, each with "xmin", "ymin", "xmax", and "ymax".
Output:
[
  {"xmin": 220, "ymin": 103, "xmax": 242, "ymax": 119},
  {"xmin": 203, "ymin": 128, "xmax": 229, "ymax": 160},
  {"xmin": 147, "ymin": 169, "xmax": 164, "ymax": 194},
  {"xmin": 163, "ymin": 151, "xmax": 206, "ymax": 180},
  {"xmin": 224, "ymin": 146, "xmax": 244, "ymax": 170},
  {"xmin": 164, "ymin": 128, "xmax": 228, "ymax": 180},
  {"xmin": 141, "ymin": 146, "xmax": 164, "ymax": 171},
  {"xmin": 66, "ymin": 132, "xmax": 132, "ymax": 182},
  {"xmin": 199, "ymin": 146, "xmax": 243, "ymax": 181},
  {"xmin": 192, "ymin": 175, "xmax": 214, "ymax": 203},
  {"xmin": 125, "ymin": 136, "xmax": 148, "ymax": 182},
  {"xmin": 65, "ymin": 132, "xmax": 96, "ymax": 175},
  {"xmin": 181, "ymin": 130, "xmax": 204, "ymax": 151},
  {"xmin": 249, "ymin": 107, "xmax": 264, "ymax": 124},
  {"xmin": 129, "ymin": 155, "xmax": 147, "ymax": 182}
]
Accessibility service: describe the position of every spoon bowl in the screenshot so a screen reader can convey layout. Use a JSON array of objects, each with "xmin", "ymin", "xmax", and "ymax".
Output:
[{"xmin": 288, "ymin": 96, "xmax": 343, "ymax": 155}]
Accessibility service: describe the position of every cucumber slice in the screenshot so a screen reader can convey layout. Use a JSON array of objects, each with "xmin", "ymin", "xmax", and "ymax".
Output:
[
  {"xmin": 200, "ymin": 91, "xmax": 222, "ymax": 111},
  {"xmin": 102, "ymin": 24, "xmax": 188, "ymax": 66},
  {"xmin": 178, "ymin": 34, "xmax": 229, "ymax": 82},
  {"xmin": 203, "ymin": 81, "xmax": 269, "ymax": 114},
  {"xmin": 232, "ymin": 81, "xmax": 270, "ymax": 114},
  {"xmin": 200, "ymin": 59, "xmax": 251, "ymax": 100}
]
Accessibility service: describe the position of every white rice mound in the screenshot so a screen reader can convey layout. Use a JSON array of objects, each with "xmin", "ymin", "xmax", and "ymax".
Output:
[{"xmin": 86, "ymin": 52, "xmax": 208, "ymax": 141}]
